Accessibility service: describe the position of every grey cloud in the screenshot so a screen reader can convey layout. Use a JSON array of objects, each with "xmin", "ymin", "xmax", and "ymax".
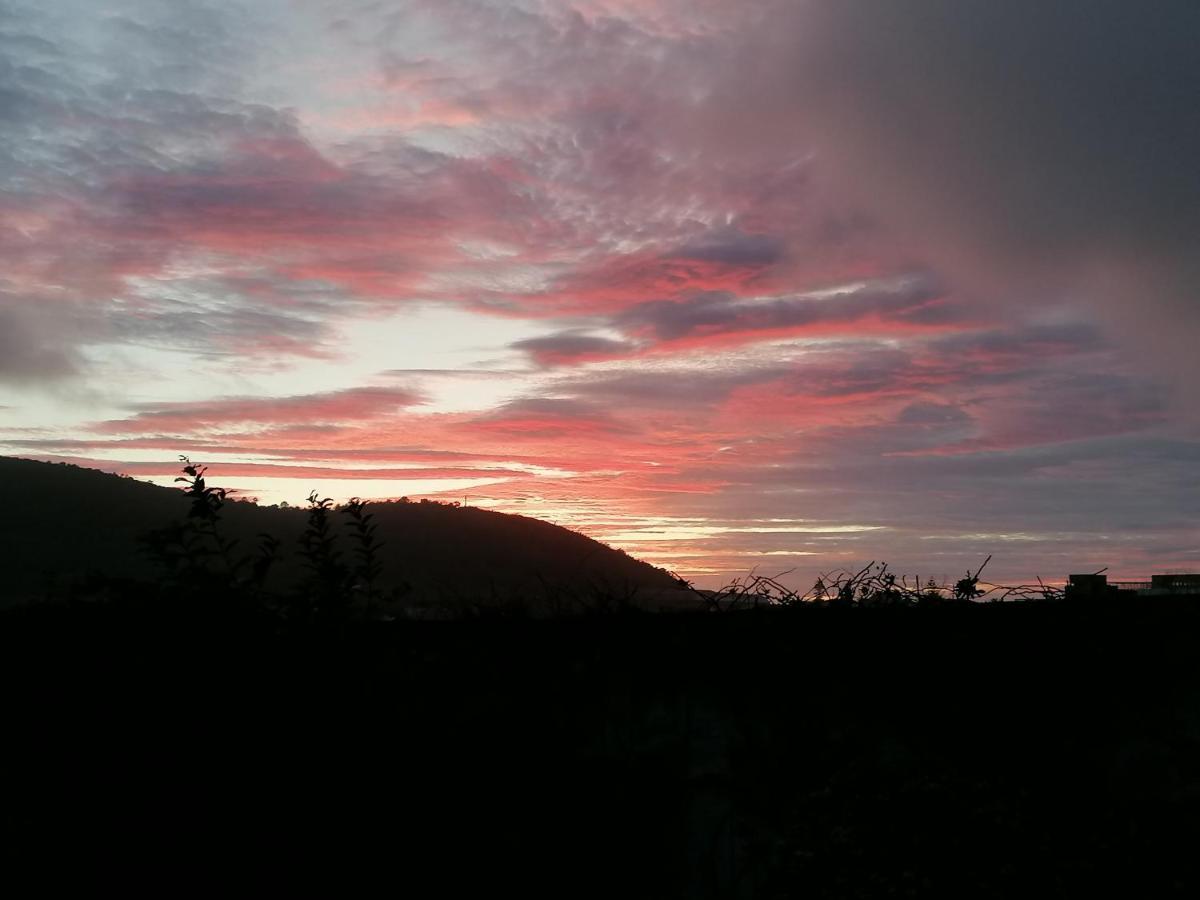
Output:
[
  {"xmin": 510, "ymin": 332, "xmax": 634, "ymax": 367},
  {"xmin": 0, "ymin": 300, "xmax": 80, "ymax": 383},
  {"xmin": 788, "ymin": 348, "xmax": 914, "ymax": 398},
  {"xmin": 562, "ymin": 366, "xmax": 787, "ymax": 408},
  {"xmin": 769, "ymin": 321, "xmax": 1113, "ymax": 401},
  {"xmin": 477, "ymin": 397, "xmax": 608, "ymax": 422},
  {"xmin": 988, "ymin": 372, "xmax": 1168, "ymax": 442},
  {"xmin": 929, "ymin": 322, "xmax": 1105, "ymax": 359},
  {"xmin": 733, "ymin": 1, "xmax": 1200, "ymax": 385},
  {"xmin": 529, "ymin": 315, "xmax": 1122, "ymax": 415},
  {"xmin": 788, "ymin": 1, "xmax": 1200, "ymax": 261},
  {"xmin": 105, "ymin": 274, "xmax": 367, "ymax": 359},
  {"xmin": 110, "ymin": 302, "xmax": 330, "ymax": 358},
  {"xmin": 465, "ymin": 396, "xmax": 630, "ymax": 436},
  {"xmin": 888, "ymin": 298, "xmax": 974, "ymax": 327},
  {"xmin": 897, "ymin": 402, "xmax": 972, "ymax": 428},
  {"xmin": 99, "ymin": 385, "xmax": 426, "ymax": 433},
  {"xmin": 618, "ymin": 276, "xmax": 941, "ymax": 341},
  {"xmin": 670, "ymin": 226, "xmax": 784, "ymax": 267}
]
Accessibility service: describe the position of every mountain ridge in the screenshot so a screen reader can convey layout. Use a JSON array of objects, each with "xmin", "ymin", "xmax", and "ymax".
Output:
[{"xmin": 0, "ymin": 455, "xmax": 688, "ymax": 611}]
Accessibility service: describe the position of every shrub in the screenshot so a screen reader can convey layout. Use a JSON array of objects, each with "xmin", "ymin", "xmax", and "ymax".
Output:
[
  {"xmin": 342, "ymin": 498, "xmax": 385, "ymax": 619},
  {"xmin": 297, "ymin": 491, "xmax": 348, "ymax": 626}
]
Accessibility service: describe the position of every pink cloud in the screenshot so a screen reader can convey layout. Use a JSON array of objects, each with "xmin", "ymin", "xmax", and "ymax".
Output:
[{"xmin": 96, "ymin": 386, "xmax": 425, "ymax": 434}]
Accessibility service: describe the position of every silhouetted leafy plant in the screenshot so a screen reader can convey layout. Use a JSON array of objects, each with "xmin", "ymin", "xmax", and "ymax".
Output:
[
  {"xmin": 142, "ymin": 460, "xmax": 404, "ymax": 626},
  {"xmin": 298, "ymin": 491, "xmax": 348, "ymax": 625},
  {"xmin": 178, "ymin": 455, "xmax": 243, "ymax": 574},
  {"xmin": 342, "ymin": 498, "xmax": 384, "ymax": 619},
  {"xmin": 144, "ymin": 456, "xmax": 243, "ymax": 596},
  {"xmin": 952, "ymin": 555, "xmax": 991, "ymax": 602}
]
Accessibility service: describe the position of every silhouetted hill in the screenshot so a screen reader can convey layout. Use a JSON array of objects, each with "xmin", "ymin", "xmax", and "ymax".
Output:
[{"xmin": 0, "ymin": 456, "xmax": 685, "ymax": 610}]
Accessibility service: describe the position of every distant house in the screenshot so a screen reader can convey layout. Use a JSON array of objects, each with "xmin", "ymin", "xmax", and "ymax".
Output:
[
  {"xmin": 1067, "ymin": 573, "xmax": 1113, "ymax": 596},
  {"xmin": 1149, "ymin": 573, "xmax": 1200, "ymax": 594},
  {"xmin": 1068, "ymin": 572, "xmax": 1200, "ymax": 598}
]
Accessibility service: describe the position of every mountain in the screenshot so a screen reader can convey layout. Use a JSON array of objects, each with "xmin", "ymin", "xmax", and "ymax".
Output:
[{"xmin": 0, "ymin": 456, "xmax": 689, "ymax": 611}]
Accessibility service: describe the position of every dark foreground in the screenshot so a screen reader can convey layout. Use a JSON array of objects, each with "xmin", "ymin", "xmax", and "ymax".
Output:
[{"xmin": 4, "ymin": 599, "xmax": 1200, "ymax": 897}]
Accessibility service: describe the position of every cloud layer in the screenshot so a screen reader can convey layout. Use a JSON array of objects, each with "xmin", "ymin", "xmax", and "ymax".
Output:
[{"xmin": 1, "ymin": 0, "xmax": 1196, "ymax": 586}]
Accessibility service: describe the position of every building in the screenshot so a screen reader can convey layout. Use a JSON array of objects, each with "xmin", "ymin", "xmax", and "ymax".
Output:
[
  {"xmin": 1067, "ymin": 572, "xmax": 1200, "ymax": 598},
  {"xmin": 1150, "ymin": 573, "xmax": 1200, "ymax": 594}
]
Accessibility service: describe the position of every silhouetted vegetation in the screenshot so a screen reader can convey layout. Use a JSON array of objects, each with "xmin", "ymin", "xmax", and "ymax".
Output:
[
  {"xmin": 342, "ymin": 496, "xmax": 386, "ymax": 619},
  {"xmin": 691, "ymin": 555, "xmax": 1065, "ymax": 611},
  {"xmin": 142, "ymin": 456, "xmax": 244, "ymax": 596},
  {"xmin": 0, "ymin": 455, "xmax": 680, "ymax": 614},
  {"xmin": 295, "ymin": 491, "xmax": 348, "ymax": 624}
]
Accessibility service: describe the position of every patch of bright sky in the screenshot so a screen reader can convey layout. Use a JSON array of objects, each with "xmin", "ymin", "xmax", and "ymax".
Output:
[
  {"xmin": 0, "ymin": 380, "xmax": 117, "ymax": 430},
  {"xmin": 463, "ymin": 503, "xmax": 886, "ymax": 545},
  {"xmin": 423, "ymin": 259, "xmax": 563, "ymax": 296},
  {"xmin": 0, "ymin": 302, "xmax": 554, "ymax": 452},
  {"xmin": 326, "ymin": 305, "xmax": 542, "ymax": 410},
  {"xmin": 90, "ymin": 303, "xmax": 543, "ymax": 413},
  {"xmin": 33, "ymin": 446, "xmax": 579, "ymax": 482},
  {"xmin": 601, "ymin": 523, "xmax": 885, "ymax": 542}
]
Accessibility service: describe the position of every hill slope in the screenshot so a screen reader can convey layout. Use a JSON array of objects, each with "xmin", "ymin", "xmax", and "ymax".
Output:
[{"xmin": 0, "ymin": 456, "xmax": 685, "ymax": 610}]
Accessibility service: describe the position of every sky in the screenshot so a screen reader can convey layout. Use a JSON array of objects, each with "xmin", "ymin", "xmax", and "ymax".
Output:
[{"xmin": 1, "ymin": 0, "xmax": 1197, "ymax": 587}]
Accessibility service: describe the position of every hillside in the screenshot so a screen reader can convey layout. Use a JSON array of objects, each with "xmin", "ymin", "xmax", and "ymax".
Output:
[{"xmin": 0, "ymin": 456, "xmax": 685, "ymax": 610}]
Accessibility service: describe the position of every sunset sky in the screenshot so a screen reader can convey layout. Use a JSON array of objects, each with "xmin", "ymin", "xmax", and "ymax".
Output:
[{"xmin": 2, "ymin": 1, "xmax": 1197, "ymax": 587}]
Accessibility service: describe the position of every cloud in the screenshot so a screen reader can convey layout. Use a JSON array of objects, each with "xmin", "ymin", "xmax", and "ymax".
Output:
[
  {"xmin": 98, "ymin": 386, "xmax": 425, "ymax": 434},
  {"xmin": 0, "ymin": 3, "xmax": 559, "ymax": 374},
  {"xmin": 0, "ymin": 296, "xmax": 82, "ymax": 383},
  {"xmin": 562, "ymin": 365, "xmax": 788, "ymax": 409},
  {"xmin": 787, "ymin": 1, "xmax": 1200, "ymax": 263},
  {"xmin": 616, "ymin": 275, "xmax": 942, "ymax": 342},
  {"xmin": 715, "ymin": 1, "xmax": 1200, "ymax": 380},
  {"xmin": 669, "ymin": 226, "xmax": 785, "ymax": 268},
  {"xmin": 463, "ymin": 397, "xmax": 628, "ymax": 439},
  {"xmin": 0, "ymin": 0, "xmax": 1194, "ymax": 587},
  {"xmin": 510, "ymin": 331, "xmax": 634, "ymax": 366},
  {"xmin": 896, "ymin": 401, "xmax": 972, "ymax": 429},
  {"xmin": 929, "ymin": 323, "xmax": 1105, "ymax": 361}
]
